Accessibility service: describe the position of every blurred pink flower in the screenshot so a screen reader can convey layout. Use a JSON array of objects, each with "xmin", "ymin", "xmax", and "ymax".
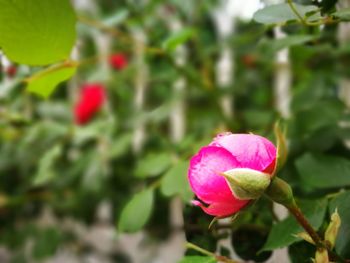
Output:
[
  {"xmin": 74, "ymin": 83, "xmax": 106, "ymax": 125},
  {"xmin": 188, "ymin": 133, "xmax": 277, "ymax": 217},
  {"xmin": 109, "ymin": 53, "xmax": 128, "ymax": 70}
]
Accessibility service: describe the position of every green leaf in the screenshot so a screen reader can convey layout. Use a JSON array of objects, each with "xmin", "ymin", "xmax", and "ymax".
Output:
[
  {"xmin": 103, "ymin": 9, "xmax": 129, "ymax": 26},
  {"xmin": 33, "ymin": 144, "xmax": 62, "ymax": 186},
  {"xmin": 26, "ymin": 63, "xmax": 77, "ymax": 98},
  {"xmin": 162, "ymin": 28, "xmax": 195, "ymax": 52},
  {"xmin": 329, "ymin": 191, "xmax": 350, "ymax": 258},
  {"xmin": 332, "ymin": 8, "xmax": 350, "ymax": 21},
  {"xmin": 32, "ymin": 228, "xmax": 63, "ymax": 259},
  {"xmin": 135, "ymin": 153, "xmax": 172, "ymax": 178},
  {"xmin": 261, "ymin": 35, "xmax": 317, "ymax": 53},
  {"xmin": 296, "ymin": 153, "xmax": 350, "ymax": 189},
  {"xmin": 177, "ymin": 256, "xmax": 216, "ymax": 263},
  {"xmin": 160, "ymin": 161, "xmax": 193, "ymax": 202},
  {"xmin": 0, "ymin": 0, "xmax": 77, "ymax": 65},
  {"xmin": 109, "ymin": 134, "xmax": 132, "ymax": 159},
  {"xmin": 118, "ymin": 189, "xmax": 154, "ymax": 233},
  {"xmin": 253, "ymin": 3, "xmax": 318, "ymax": 24},
  {"xmin": 262, "ymin": 199, "xmax": 327, "ymax": 251}
]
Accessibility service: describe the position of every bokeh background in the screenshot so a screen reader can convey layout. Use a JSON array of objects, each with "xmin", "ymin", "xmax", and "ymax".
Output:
[{"xmin": 1, "ymin": 0, "xmax": 350, "ymax": 262}]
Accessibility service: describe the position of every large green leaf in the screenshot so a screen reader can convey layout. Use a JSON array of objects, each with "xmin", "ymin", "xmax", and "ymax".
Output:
[
  {"xmin": 262, "ymin": 199, "xmax": 327, "ymax": 251},
  {"xmin": 296, "ymin": 153, "xmax": 350, "ymax": 189},
  {"xmin": 329, "ymin": 191, "xmax": 350, "ymax": 258},
  {"xmin": 135, "ymin": 153, "xmax": 172, "ymax": 178},
  {"xmin": 160, "ymin": 161, "xmax": 193, "ymax": 202},
  {"xmin": 177, "ymin": 256, "xmax": 216, "ymax": 263},
  {"xmin": 0, "ymin": 0, "xmax": 77, "ymax": 65},
  {"xmin": 253, "ymin": 3, "xmax": 318, "ymax": 24},
  {"xmin": 118, "ymin": 189, "xmax": 154, "ymax": 233},
  {"xmin": 27, "ymin": 63, "xmax": 77, "ymax": 98}
]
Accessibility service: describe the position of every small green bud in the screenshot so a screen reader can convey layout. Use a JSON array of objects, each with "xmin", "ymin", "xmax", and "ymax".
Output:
[
  {"xmin": 325, "ymin": 209, "xmax": 341, "ymax": 250},
  {"xmin": 222, "ymin": 168, "xmax": 271, "ymax": 200},
  {"xmin": 314, "ymin": 248, "xmax": 329, "ymax": 263}
]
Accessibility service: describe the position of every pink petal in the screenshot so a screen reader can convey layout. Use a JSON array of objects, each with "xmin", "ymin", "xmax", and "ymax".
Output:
[
  {"xmin": 188, "ymin": 146, "xmax": 240, "ymax": 204},
  {"xmin": 211, "ymin": 133, "xmax": 276, "ymax": 174},
  {"xmin": 192, "ymin": 200, "xmax": 249, "ymax": 217}
]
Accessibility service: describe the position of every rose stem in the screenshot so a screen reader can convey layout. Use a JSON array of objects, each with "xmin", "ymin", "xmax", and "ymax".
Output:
[{"xmin": 185, "ymin": 242, "xmax": 241, "ymax": 263}]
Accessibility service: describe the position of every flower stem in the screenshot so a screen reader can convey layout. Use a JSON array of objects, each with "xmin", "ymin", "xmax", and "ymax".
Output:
[
  {"xmin": 287, "ymin": 201, "xmax": 323, "ymax": 247},
  {"xmin": 287, "ymin": 0, "xmax": 308, "ymax": 26},
  {"xmin": 286, "ymin": 0, "xmax": 333, "ymax": 27},
  {"xmin": 185, "ymin": 242, "xmax": 214, "ymax": 257},
  {"xmin": 185, "ymin": 242, "xmax": 241, "ymax": 263}
]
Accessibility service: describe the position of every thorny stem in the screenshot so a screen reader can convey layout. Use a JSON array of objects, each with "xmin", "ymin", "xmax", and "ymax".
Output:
[
  {"xmin": 186, "ymin": 242, "xmax": 242, "ymax": 263},
  {"xmin": 287, "ymin": 202, "xmax": 323, "ymax": 247},
  {"xmin": 266, "ymin": 177, "xmax": 347, "ymax": 262},
  {"xmin": 287, "ymin": 201, "xmax": 347, "ymax": 263}
]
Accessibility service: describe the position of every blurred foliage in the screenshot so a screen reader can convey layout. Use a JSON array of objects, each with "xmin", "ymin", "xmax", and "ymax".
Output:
[{"xmin": 1, "ymin": 0, "xmax": 350, "ymax": 262}]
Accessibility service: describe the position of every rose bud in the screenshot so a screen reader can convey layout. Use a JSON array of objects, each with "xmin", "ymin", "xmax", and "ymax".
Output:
[
  {"xmin": 109, "ymin": 53, "xmax": 128, "ymax": 70},
  {"xmin": 74, "ymin": 83, "xmax": 106, "ymax": 125},
  {"xmin": 188, "ymin": 133, "xmax": 277, "ymax": 217}
]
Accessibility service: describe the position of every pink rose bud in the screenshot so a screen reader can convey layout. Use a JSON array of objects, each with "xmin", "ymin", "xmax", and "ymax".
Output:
[
  {"xmin": 74, "ymin": 83, "xmax": 106, "ymax": 125},
  {"xmin": 188, "ymin": 133, "xmax": 277, "ymax": 217}
]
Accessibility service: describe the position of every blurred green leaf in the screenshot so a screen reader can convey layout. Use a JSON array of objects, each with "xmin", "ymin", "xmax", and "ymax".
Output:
[
  {"xmin": 162, "ymin": 28, "xmax": 195, "ymax": 52},
  {"xmin": 27, "ymin": 64, "xmax": 77, "ymax": 98},
  {"xmin": 260, "ymin": 35, "xmax": 317, "ymax": 53},
  {"xmin": 135, "ymin": 153, "xmax": 172, "ymax": 178},
  {"xmin": 103, "ymin": 9, "xmax": 129, "ymax": 26},
  {"xmin": 118, "ymin": 189, "xmax": 154, "ymax": 233},
  {"xmin": 161, "ymin": 161, "xmax": 193, "ymax": 202},
  {"xmin": 32, "ymin": 228, "xmax": 63, "ymax": 259},
  {"xmin": 109, "ymin": 134, "xmax": 132, "ymax": 158},
  {"xmin": 32, "ymin": 144, "xmax": 62, "ymax": 186},
  {"xmin": 296, "ymin": 153, "xmax": 350, "ymax": 189},
  {"xmin": 329, "ymin": 191, "xmax": 350, "ymax": 258},
  {"xmin": 178, "ymin": 256, "xmax": 216, "ymax": 263},
  {"xmin": 82, "ymin": 154, "xmax": 107, "ymax": 192},
  {"xmin": 332, "ymin": 8, "xmax": 350, "ymax": 21},
  {"xmin": 73, "ymin": 120, "xmax": 115, "ymax": 146},
  {"xmin": 320, "ymin": 0, "xmax": 338, "ymax": 13},
  {"xmin": 262, "ymin": 199, "xmax": 327, "ymax": 251},
  {"xmin": 0, "ymin": 0, "xmax": 76, "ymax": 65},
  {"xmin": 253, "ymin": 3, "xmax": 318, "ymax": 24}
]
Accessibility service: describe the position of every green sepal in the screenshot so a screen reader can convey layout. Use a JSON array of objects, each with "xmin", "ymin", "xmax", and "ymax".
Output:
[
  {"xmin": 273, "ymin": 122, "xmax": 288, "ymax": 175},
  {"xmin": 264, "ymin": 177, "xmax": 295, "ymax": 208},
  {"xmin": 222, "ymin": 168, "xmax": 271, "ymax": 200}
]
